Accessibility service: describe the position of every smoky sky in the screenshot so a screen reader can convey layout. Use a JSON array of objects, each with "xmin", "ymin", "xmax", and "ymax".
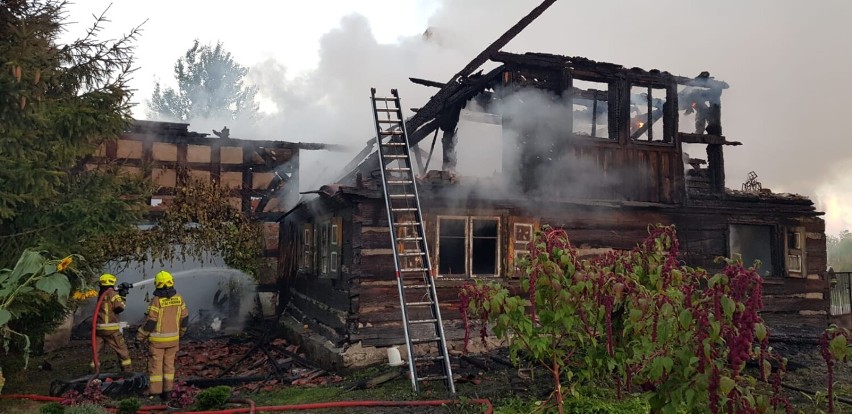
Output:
[{"xmin": 149, "ymin": 0, "xmax": 852, "ymax": 232}]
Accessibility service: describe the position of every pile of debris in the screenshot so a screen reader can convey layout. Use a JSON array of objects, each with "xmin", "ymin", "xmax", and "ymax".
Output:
[{"xmin": 175, "ymin": 337, "xmax": 343, "ymax": 392}]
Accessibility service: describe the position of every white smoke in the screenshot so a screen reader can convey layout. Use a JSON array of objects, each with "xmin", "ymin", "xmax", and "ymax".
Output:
[{"xmin": 138, "ymin": 0, "xmax": 852, "ymax": 234}]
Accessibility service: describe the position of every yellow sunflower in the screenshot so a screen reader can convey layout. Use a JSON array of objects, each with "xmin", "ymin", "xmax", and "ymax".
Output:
[{"xmin": 56, "ymin": 256, "xmax": 73, "ymax": 272}]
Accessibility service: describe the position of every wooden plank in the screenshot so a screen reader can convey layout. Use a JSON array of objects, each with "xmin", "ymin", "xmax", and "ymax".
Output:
[{"xmin": 761, "ymin": 296, "xmax": 828, "ymax": 313}]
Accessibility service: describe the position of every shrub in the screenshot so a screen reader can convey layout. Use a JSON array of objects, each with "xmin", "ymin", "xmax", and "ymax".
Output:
[
  {"xmin": 461, "ymin": 225, "xmax": 786, "ymax": 414},
  {"xmin": 117, "ymin": 398, "xmax": 141, "ymax": 414},
  {"xmin": 194, "ymin": 386, "xmax": 232, "ymax": 410},
  {"xmin": 40, "ymin": 402, "xmax": 65, "ymax": 414}
]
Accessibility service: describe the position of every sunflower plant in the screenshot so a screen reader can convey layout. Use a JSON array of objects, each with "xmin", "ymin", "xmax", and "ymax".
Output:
[{"xmin": 0, "ymin": 249, "xmax": 87, "ymax": 371}]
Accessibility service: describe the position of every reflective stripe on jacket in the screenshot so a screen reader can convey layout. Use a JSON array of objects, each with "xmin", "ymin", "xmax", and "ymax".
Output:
[
  {"xmin": 96, "ymin": 289, "xmax": 125, "ymax": 332},
  {"xmin": 138, "ymin": 293, "xmax": 188, "ymax": 347}
]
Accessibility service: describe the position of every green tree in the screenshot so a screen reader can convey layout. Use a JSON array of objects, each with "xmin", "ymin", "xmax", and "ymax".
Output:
[
  {"xmin": 0, "ymin": 0, "xmax": 149, "ymax": 270},
  {"xmin": 828, "ymin": 230, "xmax": 852, "ymax": 271},
  {"xmin": 148, "ymin": 40, "xmax": 259, "ymax": 121}
]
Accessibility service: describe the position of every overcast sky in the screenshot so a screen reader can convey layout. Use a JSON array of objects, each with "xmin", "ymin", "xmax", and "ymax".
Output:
[{"xmin": 63, "ymin": 0, "xmax": 852, "ymax": 235}]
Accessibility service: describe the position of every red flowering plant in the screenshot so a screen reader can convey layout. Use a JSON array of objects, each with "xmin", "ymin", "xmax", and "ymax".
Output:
[{"xmin": 460, "ymin": 225, "xmax": 787, "ymax": 414}]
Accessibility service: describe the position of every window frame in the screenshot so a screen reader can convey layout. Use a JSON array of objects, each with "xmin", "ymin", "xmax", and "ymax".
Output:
[
  {"xmin": 727, "ymin": 223, "xmax": 777, "ymax": 277},
  {"xmin": 628, "ymin": 82, "xmax": 673, "ymax": 145},
  {"xmin": 436, "ymin": 215, "xmax": 501, "ymax": 278}
]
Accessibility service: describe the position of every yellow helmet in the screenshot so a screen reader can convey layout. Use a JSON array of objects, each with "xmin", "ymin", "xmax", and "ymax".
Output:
[
  {"xmin": 99, "ymin": 273, "xmax": 117, "ymax": 287},
  {"xmin": 154, "ymin": 270, "xmax": 174, "ymax": 289}
]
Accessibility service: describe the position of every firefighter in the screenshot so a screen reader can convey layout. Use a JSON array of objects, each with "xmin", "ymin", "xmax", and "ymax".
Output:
[
  {"xmin": 136, "ymin": 270, "xmax": 188, "ymax": 401},
  {"xmin": 91, "ymin": 273, "xmax": 132, "ymax": 371}
]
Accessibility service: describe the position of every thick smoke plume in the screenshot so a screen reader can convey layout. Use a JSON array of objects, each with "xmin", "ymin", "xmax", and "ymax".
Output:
[{"xmin": 141, "ymin": 0, "xmax": 852, "ymax": 233}]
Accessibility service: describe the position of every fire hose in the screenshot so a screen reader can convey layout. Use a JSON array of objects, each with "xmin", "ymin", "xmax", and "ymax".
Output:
[
  {"xmin": 0, "ymin": 394, "xmax": 494, "ymax": 414},
  {"xmin": 89, "ymin": 290, "xmax": 109, "ymax": 384}
]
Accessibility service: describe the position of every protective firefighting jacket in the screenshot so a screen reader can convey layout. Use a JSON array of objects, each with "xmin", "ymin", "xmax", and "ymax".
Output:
[
  {"xmin": 96, "ymin": 287, "xmax": 125, "ymax": 333},
  {"xmin": 136, "ymin": 287, "xmax": 189, "ymax": 348}
]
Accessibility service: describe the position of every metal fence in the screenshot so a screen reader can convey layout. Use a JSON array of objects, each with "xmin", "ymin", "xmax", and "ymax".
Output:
[{"xmin": 831, "ymin": 271, "xmax": 852, "ymax": 316}]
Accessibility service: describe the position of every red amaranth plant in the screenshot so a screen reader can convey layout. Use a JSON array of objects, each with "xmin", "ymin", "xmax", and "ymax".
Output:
[{"xmin": 459, "ymin": 224, "xmax": 786, "ymax": 414}]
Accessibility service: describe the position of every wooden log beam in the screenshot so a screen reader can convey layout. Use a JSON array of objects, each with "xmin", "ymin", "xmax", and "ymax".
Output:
[
  {"xmin": 336, "ymin": 0, "xmax": 557, "ymax": 183},
  {"xmin": 409, "ymin": 77, "xmax": 445, "ymax": 88},
  {"xmin": 679, "ymin": 133, "xmax": 742, "ymax": 146}
]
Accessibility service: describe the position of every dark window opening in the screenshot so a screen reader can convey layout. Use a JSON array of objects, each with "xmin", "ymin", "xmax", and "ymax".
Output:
[
  {"xmin": 472, "ymin": 219, "xmax": 498, "ymax": 275},
  {"xmin": 787, "ymin": 231, "xmax": 801, "ymax": 250},
  {"xmin": 571, "ymin": 79, "xmax": 610, "ymax": 139},
  {"xmin": 729, "ymin": 224, "xmax": 775, "ymax": 277},
  {"xmin": 630, "ymin": 85, "xmax": 668, "ymax": 142},
  {"xmin": 439, "ymin": 219, "xmax": 466, "ymax": 275}
]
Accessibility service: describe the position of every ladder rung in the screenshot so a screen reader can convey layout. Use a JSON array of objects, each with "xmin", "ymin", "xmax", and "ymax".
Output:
[
  {"xmin": 378, "ymin": 120, "xmax": 401, "ymax": 124},
  {"xmin": 382, "ymin": 142, "xmax": 406, "ymax": 146},
  {"xmin": 376, "ymin": 108, "xmax": 400, "ymax": 112},
  {"xmin": 383, "ymin": 154, "xmax": 407, "ymax": 159},
  {"xmin": 404, "ymin": 284, "xmax": 430, "ymax": 289},
  {"xmin": 397, "ymin": 237, "xmax": 423, "ymax": 241},
  {"xmin": 400, "ymin": 267, "xmax": 428, "ymax": 272},
  {"xmin": 387, "ymin": 180, "xmax": 413, "ymax": 184},
  {"xmin": 389, "ymin": 195, "xmax": 415, "ymax": 199},
  {"xmin": 393, "ymin": 221, "xmax": 419, "ymax": 225},
  {"xmin": 407, "ymin": 301, "xmax": 434, "ymax": 307},
  {"xmin": 392, "ymin": 208, "xmax": 417, "ymax": 212},
  {"xmin": 411, "ymin": 337, "xmax": 441, "ymax": 344},
  {"xmin": 374, "ymin": 97, "xmax": 397, "ymax": 102},
  {"xmin": 380, "ymin": 131, "xmax": 404, "ymax": 136},
  {"xmin": 409, "ymin": 318, "xmax": 438, "ymax": 324},
  {"xmin": 414, "ymin": 355, "xmax": 444, "ymax": 362},
  {"xmin": 418, "ymin": 375, "xmax": 448, "ymax": 382},
  {"xmin": 398, "ymin": 252, "xmax": 425, "ymax": 257},
  {"xmin": 386, "ymin": 167, "xmax": 411, "ymax": 172}
]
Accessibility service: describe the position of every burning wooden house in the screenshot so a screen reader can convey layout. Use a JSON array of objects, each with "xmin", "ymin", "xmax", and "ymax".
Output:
[{"xmin": 276, "ymin": 8, "xmax": 828, "ymax": 369}]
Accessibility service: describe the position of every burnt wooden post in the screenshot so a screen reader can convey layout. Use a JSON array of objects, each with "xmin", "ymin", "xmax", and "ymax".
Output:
[
  {"xmin": 440, "ymin": 105, "xmax": 462, "ymax": 171},
  {"xmin": 707, "ymin": 89, "xmax": 724, "ymax": 193}
]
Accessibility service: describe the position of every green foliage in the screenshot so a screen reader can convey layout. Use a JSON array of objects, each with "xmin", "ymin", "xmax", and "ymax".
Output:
[
  {"xmin": 461, "ymin": 225, "xmax": 783, "ymax": 414},
  {"xmin": 117, "ymin": 398, "xmax": 141, "ymax": 414},
  {"xmin": 827, "ymin": 230, "xmax": 852, "ymax": 271},
  {"xmin": 193, "ymin": 385, "xmax": 232, "ymax": 410},
  {"xmin": 63, "ymin": 404, "xmax": 108, "ymax": 414},
  {"xmin": 39, "ymin": 402, "xmax": 65, "ymax": 414},
  {"xmin": 0, "ymin": 0, "xmax": 149, "ymax": 270},
  {"xmin": 562, "ymin": 394, "xmax": 649, "ymax": 414},
  {"xmin": 1, "ymin": 250, "xmax": 87, "ymax": 372},
  {"xmin": 92, "ymin": 180, "xmax": 264, "ymax": 277},
  {"xmin": 148, "ymin": 40, "xmax": 259, "ymax": 122}
]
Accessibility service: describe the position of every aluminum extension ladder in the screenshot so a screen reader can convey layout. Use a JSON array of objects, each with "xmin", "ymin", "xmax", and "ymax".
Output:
[{"xmin": 369, "ymin": 88, "xmax": 455, "ymax": 394}]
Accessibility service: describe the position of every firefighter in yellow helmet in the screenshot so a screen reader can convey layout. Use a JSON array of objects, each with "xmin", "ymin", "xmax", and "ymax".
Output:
[
  {"xmin": 92, "ymin": 274, "xmax": 132, "ymax": 371},
  {"xmin": 136, "ymin": 270, "xmax": 189, "ymax": 402}
]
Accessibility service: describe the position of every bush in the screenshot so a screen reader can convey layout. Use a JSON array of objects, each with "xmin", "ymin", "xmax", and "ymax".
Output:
[
  {"xmin": 461, "ymin": 225, "xmax": 787, "ymax": 414},
  {"xmin": 39, "ymin": 402, "xmax": 65, "ymax": 414},
  {"xmin": 117, "ymin": 398, "xmax": 141, "ymax": 414},
  {"xmin": 194, "ymin": 385, "xmax": 232, "ymax": 410}
]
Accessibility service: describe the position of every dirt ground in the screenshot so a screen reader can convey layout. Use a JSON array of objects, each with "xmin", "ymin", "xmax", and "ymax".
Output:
[{"xmin": 1, "ymin": 336, "xmax": 850, "ymax": 413}]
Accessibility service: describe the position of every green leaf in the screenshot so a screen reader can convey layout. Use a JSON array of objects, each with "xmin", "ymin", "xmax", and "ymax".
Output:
[
  {"xmin": 4, "ymin": 249, "xmax": 45, "ymax": 285},
  {"xmin": 678, "ymin": 309, "xmax": 693, "ymax": 329},
  {"xmin": 719, "ymin": 376, "xmax": 736, "ymax": 395},
  {"xmin": 0, "ymin": 309, "xmax": 11, "ymax": 326},
  {"xmin": 34, "ymin": 273, "xmax": 71, "ymax": 303},
  {"xmin": 755, "ymin": 323, "xmax": 767, "ymax": 342},
  {"xmin": 721, "ymin": 296, "xmax": 735, "ymax": 320},
  {"xmin": 829, "ymin": 334, "xmax": 848, "ymax": 360}
]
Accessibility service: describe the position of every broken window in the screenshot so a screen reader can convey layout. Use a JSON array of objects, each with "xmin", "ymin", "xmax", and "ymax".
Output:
[
  {"xmin": 330, "ymin": 222, "xmax": 339, "ymax": 272},
  {"xmin": 630, "ymin": 85, "xmax": 669, "ymax": 143},
  {"xmin": 571, "ymin": 79, "xmax": 610, "ymax": 139},
  {"xmin": 472, "ymin": 219, "xmax": 499, "ymax": 275},
  {"xmin": 786, "ymin": 228, "xmax": 805, "ymax": 275},
  {"xmin": 438, "ymin": 218, "xmax": 466, "ymax": 276},
  {"xmin": 677, "ymin": 84, "xmax": 721, "ymax": 135},
  {"xmin": 437, "ymin": 216, "xmax": 501, "ymax": 277},
  {"xmin": 729, "ymin": 224, "xmax": 775, "ymax": 277}
]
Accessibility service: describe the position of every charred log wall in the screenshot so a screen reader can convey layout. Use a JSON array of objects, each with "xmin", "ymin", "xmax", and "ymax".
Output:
[{"xmin": 283, "ymin": 193, "xmax": 828, "ymax": 352}]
